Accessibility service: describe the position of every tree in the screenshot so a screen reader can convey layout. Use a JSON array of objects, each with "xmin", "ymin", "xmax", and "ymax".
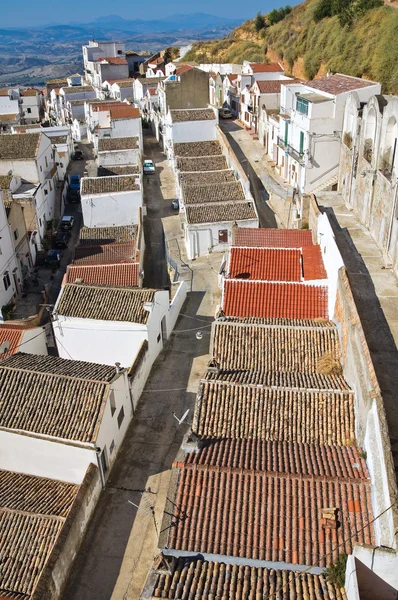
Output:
[{"xmin": 255, "ymin": 12, "xmax": 266, "ymax": 32}]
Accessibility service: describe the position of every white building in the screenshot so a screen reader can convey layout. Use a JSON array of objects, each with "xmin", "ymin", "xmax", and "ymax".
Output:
[
  {"xmin": 274, "ymin": 74, "xmax": 381, "ymax": 196},
  {"xmin": 0, "ymin": 133, "xmax": 57, "ymax": 247},
  {"xmin": 58, "ymin": 85, "xmax": 96, "ymax": 124},
  {"xmin": 20, "ymin": 88, "xmax": 43, "ymax": 123},
  {"xmin": 93, "ymin": 105, "xmax": 142, "ymax": 150},
  {"xmin": 80, "ymin": 175, "xmax": 142, "ymax": 227},
  {"xmin": 0, "ymin": 192, "xmax": 23, "ymax": 310},
  {"xmin": 240, "ymin": 62, "xmax": 285, "ymax": 89},
  {"xmin": 0, "ymin": 88, "xmax": 22, "ymax": 131},
  {"xmin": 97, "ymin": 136, "xmax": 141, "ymax": 168},
  {"xmin": 53, "ymin": 283, "xmax": 171, "ymax": 371},
  {"xmin": 0, "ymin": 324, "xmax": 47, "ymax": 357},
  {"xmin": 223, "ymin": 74, "xmax": 240, "ymax": 116},
  {"xmin": 83, "ymin": 40, "xmax": 126, "ymax": 88},
  {"xmin": 104, "ymin": 79, "xmax": 135, "ymax": 101},
  {"xmin": 0, "ymin": 352, "xmax": 132, "ymax": 484},
  {"xmin": 164, "ymin": 108, "xmax": 218, "ymax": 153},
  {"xmin": 133, "ymin": 77, "xmax": 164, "ymax": 103}
]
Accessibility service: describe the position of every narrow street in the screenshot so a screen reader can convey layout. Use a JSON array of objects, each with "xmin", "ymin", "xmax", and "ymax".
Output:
[{"xmin": 62, "ymin": 134, "xmax": 220, "ymax": 600}]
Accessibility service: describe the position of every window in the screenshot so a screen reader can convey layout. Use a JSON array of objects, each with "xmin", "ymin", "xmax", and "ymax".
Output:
[
  {"xmin": 157, "ymin": 333, "xmax": 161, "ymax": 343},
  {"xmin": 296, "ymin": 97, "xmax": 309, "ymax": 116},
  {"xmin": 284, "ymin": 122, "xmax": 289, "ymax": 145},
  {"xmin": 110, "ymin": 391, "xmax": 116, "ymax": 416},
  {"xmin": 13, "ymin": 229, "xmax": 18, "ymax": 241},
  {"xmin": 27, "ymin": 108, "xmax": 31, "ymax": 114},
  {"xmin": 39, "ymin": 218, "xmax": 42, "ymax": 227},
  {"xmin": 49, "ymin": 181, "xmax": 52, "ymax": 191},
  {"xmin": 218, "ymin": 229, "xmax": 228, "ymax": 243},
  {"xmin": 45, "ymin": 156, "xmax": 48, "ymax": 168},
  {"xmin": 299, "ymin": 131, "xmax": 304, "ymax": 155},
  {"xmin": 109, "ymin": 439, "xmax": 115, "ymax": 455},
  {"xmin": 117, "ymin": 406, "xmax": 125, "ymax": 429},
  {"xmin": 3, "ymin": 272, "xmax": 11, "ymax": 291}
]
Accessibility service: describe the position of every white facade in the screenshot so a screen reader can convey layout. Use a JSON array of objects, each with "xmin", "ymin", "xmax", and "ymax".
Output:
[
  {"xmin": 83, "ymin": 40, "xmax": 126, "ymax": 86},
  {"xmin": 165, "ymin": 111, "xmax": 218, "ymax": 148},
  {"xmin": 199, "ymin": 63, "xmax": 242, "ymax": 75},
  {"xmin": 97, "ymin": 147, "xmax": 141, "ymax": 167},
  {"xmin": 20, "ymin": 89, "xmax": 42, "ymax": 123},
  {"xmin": 81, "ymin": 186, "xmax": 143, "ymax": 227},
  {"xmin": 185, "ymin": 217, "xmax": 259, "ymax": 261},
  {"xmin": 53, "ymin": 289, "xmax": 170, "ymax": 369},
  {"xmin": 0, "ymin": 193, "xmax": 22, "ymax": 310}
]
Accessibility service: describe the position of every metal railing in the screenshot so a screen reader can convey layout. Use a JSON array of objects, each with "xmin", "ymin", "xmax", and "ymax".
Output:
[{"xmin": 277, "ymin": 137, "xmax": 305, "ymax": 164}]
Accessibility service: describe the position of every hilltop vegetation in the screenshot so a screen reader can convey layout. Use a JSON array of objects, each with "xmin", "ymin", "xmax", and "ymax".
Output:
[{"xmin": 184, "ymin": 0, "xmax": 398, "ymax": 92}]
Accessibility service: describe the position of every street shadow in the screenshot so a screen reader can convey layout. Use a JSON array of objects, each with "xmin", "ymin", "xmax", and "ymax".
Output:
[
  {"xmin": 324, "ymin": 207, "xmax": 398, "ymax": 472},
  {"xmin": 221, "ymin": 119, "xmax": 243, "ymax": 132},
  {"xmin": 62, "ymin": 293, "xmax": 213, "ymax": 600}
]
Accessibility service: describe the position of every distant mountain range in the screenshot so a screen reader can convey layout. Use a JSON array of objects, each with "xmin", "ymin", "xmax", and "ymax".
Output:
[{"xmin": 0, "ymin": 13, "xmax": 240, "ymax": 87}]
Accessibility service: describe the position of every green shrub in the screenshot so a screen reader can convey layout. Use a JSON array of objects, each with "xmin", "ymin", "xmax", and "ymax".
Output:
[
  {"xmin": 325, "ymin": 554, "xmax": 348, "ymax": 588},
  {"xmin": 255, "ymin": 12, "xmax": 266, "ymax": 32},
  {"xmin": 269, "ymin": 5, "xmax": 292, "ymax": 25}
]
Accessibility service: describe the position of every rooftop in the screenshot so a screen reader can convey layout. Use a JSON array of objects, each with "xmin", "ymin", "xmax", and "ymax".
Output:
[
  {"xmin": 98, "ymin": 136, "xmax": 139, "ymax": 152},
  {"xmin": 174, "ymin": 140, "xmax": 222, "ymax": 158},
  {"xmin": 56, "ymin": 283, "xmax": 156, "ymax": 323},
  {"xmin": 179, "ymin": 169, "xmax": 234, "ymax": 185},
  {"xmin": 176, "ymin": 154, "xmax": 228, "ymax": 172},
  {"xmin": 109, "ymin": 105, "xmax": 141, "ymax": 120},
  {"xmin": 97, "ymin": 56, "xmax": 127, "ymax": 65},
  {"xmin": 233, "ymin": 227, "xmax": 314, "ymax": 248},
  {"xmin": 0, "ymin": 133, "xmax": 41, "ymax": 160},
  {"xmin": 193, "ymin": 380, "xmax": 354, "ymax": 444},
  {"xmin": 48, "ymin": 135, "xmax": 68, "ymax": 144},
  {"xmin": 211, "ymin": 319, "xmax": 341, "ymax": 374},
  {"xmin": 98, "ymin": 165, "xmax": 140, "ymax": 176},
  {"xmin": 165, "ymin": 457, "xmax": 373, "ymax": 566},
  {"xmin": 182, "ymin": 180, "xmax": 245, "ymax": 205},
  {"xmin": 114, "ymin": 79, "xmax": 135, "ymax": 88},
  {"xmin": 0, "ymin": 174, "xmax": 12, "ymax": 189},
  {"xmin": 0, "ymin": 353, "xmax": 115, "ymax": 443},
  {"xmin": 137, "ymin": 77, "xmax": 165, "ymax": 85},
  {"xmin": 149, "ymin": 558, "xmax": 347, "ymax": 600},
  {"xmin": 227, "ymin": 247, "xmax": 302, "ymax": 281},
  {"xmin": 81, "ymin": 175, "xmax": 139, "ymax": 195},
  {"xmin": 79, "ymin": 224, "xmax": 137, "ymax": 245},
  {"xmin": 305, "ymin": 73, "xmax": 378, "ymax": 95},
  {"xmin": 185, "ymin": 201, "xmax": 257, "ymax": 225},
  {"xmin": 0, "ymin": 325, "xmax": 39, "ymax": 360},
  {"xmin": 73, "ymin": 242, "xmax": 137, "ymax": 265},
  {"xmin": 255, "ymin": 78, "xmax": 301, "ymax": 93},
  {"xmin": 302, "ymin": 245, "xmax": 327, "ymax": 279},
  {"xmin": 249, "ymin": 62, "xmax": 284, "ymax": 73},
  {"xmin": 222, "ymin": 280, "xmax": 329, "ymax": 319},
  {"xmin": 61, "ymin": 85, "xmax": 94, "ymax": 94},
  {"xmin": 65, "ymin": 263, "xmax": 140, "ymax": 287},
  {"xmin": 170, "ymin": 108, "xmax": 216, "ymax": 122}
]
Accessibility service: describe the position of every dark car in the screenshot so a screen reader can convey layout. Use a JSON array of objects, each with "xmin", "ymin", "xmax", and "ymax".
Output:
[
  {"xmin": 45, "ymin": 249, "xmax": 62, "ymax": 268},
  {"xmin": 60, "ymin": 216, "xmax": 75, "ymax": 230},
  {"xmin": 67, "ymin": 189, "xmax": 80, "ymax": 203},
  {"xmin": 54, "ymin": 231, "xmax": 71, "ymax": 249},
  {"xmin": 73, "ymin": 150, "xmax": 84, "ymax": 160}
]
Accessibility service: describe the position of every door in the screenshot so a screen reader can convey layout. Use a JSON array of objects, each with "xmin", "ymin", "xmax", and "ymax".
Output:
[{"xmin": 12, "ymin": 270, "xmax": 20, "ymax": 296}]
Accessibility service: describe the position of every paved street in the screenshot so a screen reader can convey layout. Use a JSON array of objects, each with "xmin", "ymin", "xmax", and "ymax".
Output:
[{"xmin": 62, "ymin": 135, "xmax": 221, "ymax": 600}]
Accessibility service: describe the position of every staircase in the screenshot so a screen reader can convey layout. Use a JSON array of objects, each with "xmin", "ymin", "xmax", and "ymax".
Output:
[{"xmin": 312, "ymin": 173, "xmax": 339, "ymax": 194}]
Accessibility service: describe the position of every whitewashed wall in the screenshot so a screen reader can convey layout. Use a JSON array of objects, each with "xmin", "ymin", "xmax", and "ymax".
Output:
[
  {"xmin": 97, "ymin": 148, "xmax": 140, "ymax": 166},
  {"xmin": 81, "ymin": 188, "xmax": 142, "ymax": 227},
  {"xmin": 317, "ymin": 212, "xmax": 344, "ymax": 318}
]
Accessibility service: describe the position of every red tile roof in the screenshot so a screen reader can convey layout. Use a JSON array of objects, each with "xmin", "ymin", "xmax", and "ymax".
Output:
[
  {"xmin": 255, "ymin": 79, "xmax": 302, "ymax": 93},
  {"xmin": 249, "ymin": 62, "xmax": 284, "ymax": 73},
  {"xmin": 97, "ymin": 57, "xmax": 127, "ymax": 65},
  {"xmin": 65, "ymin": 263, "xmax": 140, "ymax": 287},
  {"xmin": 147, "ymin": 88, "xmax": 158, "ymax": 96},
  {"xmin": 184, "ymin": 439, "xmax": 369, "ymax": 480},
  {"xmin": 109, "ymin": 105, "xmax": 141, "ymax": 120},
  {"xmin": 166, "ymin": 460, "xmax": 374, "ymax": 566},
  {"xmin": 175, "ymin": 64, "xmax": 193, "ymax": 76},
  {"xmin": 0, "ymin": 326, "xmax": 25, "ymax": 359},
  {"xmin": 73, "ymin": 243, "xmax": 137, "ymax": 265},
  {"xmin": 233, "ymin": 228, "xmax": 314, "ymax": 248},
  {"xmin": 228, "ymin": 247, "xmax": 302, "ymax": 281},
  {"xmin": 306, "ymin": 73, "xmax": 378, "ymax": 95},
  {"xmin": 222, "ymin": 280, "xmax": 328, "ymax": 319},
  {"xmin": 302, "ymin": 245, "xmax": 327, "ymax": 280}
]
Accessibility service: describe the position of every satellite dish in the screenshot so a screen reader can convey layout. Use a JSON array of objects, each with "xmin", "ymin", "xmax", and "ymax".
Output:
[{"xmin": 172, "ymin": 409, "xmax": 190, "ymax": 425}]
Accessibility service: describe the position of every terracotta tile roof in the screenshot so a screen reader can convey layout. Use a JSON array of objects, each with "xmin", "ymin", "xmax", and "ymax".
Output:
[
  {"xmin": 179, "ymin": 170, "xmax": 234, "ymax": 185},
  {"xmin": 98, "ymin": 136, "xmax": 139, "ymax": 151},
  {"xmin": 182, "ymin": 181, "xmax": 245, "ymax": 205},
  {"xmin": 205, "ymin": 367, "xmax": 350, "ymax": 391},
  {"xmin": 61, "ymin": 85, "xmax": 94, "ymax": 93},
  {"xmin": 255, "ymin": 79, "xmax": 302, "ymax": 93},
  {"xmin": 150, "ymin": 558, "xmax": 347, "ymax": 600},
  {"xmin": 48, "ymin": 135, "xmax": 68, "ymax": 144},
  {"xmin": 0, "ymin": 133, "xmax": 41, "ymax": 159},
  {"xmin": 109, "ymin": 105, "xmax": 141, "ymax": 120},
  {"xmin": 66, "ymin": 263, "xmax": 140, "ymax": 287},
  {"xmin": 228, "ymin": 247, "xmax": 302, "ymax": 281},
  {"xmin": 233, "ymin": 227, "xmax": 314, "ymax": 247},
  {"xmin": 211, "ymin": 320, "xmax": 341, "ymax": 374},
  {"xmin": 185, "ymin": 438, "xmax": 367, "ymax": 479},
  {"xmin": 79, "ymin": 224, "xmax": 137, "ymax": 246},
  {"xmin": 227, "ymin": 73, "xmax": 238, "ymax": 82},
  {"xmin": 0, "ymin": 114, "xmax": 18, "ymax": 121},
  {"xmin": 0, "ymin": 356, "xmax": 112, "ymax": 443},
  {"xmin": 98, "ymin": 165, "xmax": 140, "ymax": 176},
  {"xmin": 20, "ymin": 88, "xmax": 39, "ymax": 97},
  {"xmin": 0, "ymin": 326, "xmax": 28, "ymax": 359},
  {"xmin": 166, "ymin": 462, "xmax": 374, "ymax": 566},
  {"xmin": 0, "ymin": 89, "xmax": 10, "ymax": 96},
  {"xmin": 222, "ymin": 280, "xmax": 328, "ymax": 319},
  {"xmin": 176, "ymin": 154, "xmax": 228, "ymax": 172},
  {"xmin": 137, "ymin": 77, "xmax": 165, "ymax": 85},
  {"xmin": 3, "ymin": 352, "xmax": 117, "ymax": 381},
  {"xmin": 174, "ymin": 140, "xmax": 222, "ymax": 158},
  {"xmin": 193, "ymin": 380, "xmax": 355, "ymax": 444},
  {"xmin": 56, "ymin": 283, "xmax": 156, "ymax": 323},
  {"xmin": 97, "ymin": 57, "xmax": 127, "ymax": 65},
  {"xmin": 0, "ymin": 174, "xmax": 13, "ymax": 189},
  {"xmin": 249, "ymin": 62, "xmax": 284, "ymax": 73},
  {"xmin": 186, "ymin": 201, "xmax": 257, "ymax": 225},
  {"xmin": 306, "ymin": 74, "xmax": 378, "ymax": 95},
  {"xmin": 81, "ymin": 175, "xmax": 139, "ymax": 195},
  {"xmin": 302, "ymin": 245, "xmax": 327, "ymax": 279},
  {"xmin": 73, "ymin": 242, "xmax": 137, "ymax": 264},
  {"xmin": 175, "ymin": 64, "xmax": 193, "ymax": 76},
  {"xmin": 170, "ymin": 109, "xmax": 215, "ymax": 122},
  {"xmin": 0, "ymin": 469, "xmax": 78, "ymax": 517},
  {"xmin": 115, "ymin": 79, "xmax": 135, "ymax": 88},
  {"xmin": 147, "ymin": 88, "xmax": 158, "ymax": 96}
]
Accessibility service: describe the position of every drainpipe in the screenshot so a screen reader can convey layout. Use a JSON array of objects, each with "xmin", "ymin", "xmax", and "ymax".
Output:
[{"xmin": 96, "ymin": 447, "xmax": 106, "ymax": 489}]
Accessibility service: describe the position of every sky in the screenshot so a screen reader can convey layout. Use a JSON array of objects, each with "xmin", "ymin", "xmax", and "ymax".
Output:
[{"xmin": 0, "ymin": 0, "xmax": 291, "ymax": 27}]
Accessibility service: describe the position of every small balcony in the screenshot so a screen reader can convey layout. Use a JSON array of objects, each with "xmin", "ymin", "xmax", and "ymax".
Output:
[
  {"xmin": 277, "ymin": 137, "xmax": 305, "ymax": 164},
  {"xmin": 248, "ymin": 105, "xmax": 254, "ymax": 114}
]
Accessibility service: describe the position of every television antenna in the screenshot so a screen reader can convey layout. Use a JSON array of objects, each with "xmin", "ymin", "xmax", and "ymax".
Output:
[{"xmin": 172, "ymin": 409, "xmax": 190, "ymax": 425}]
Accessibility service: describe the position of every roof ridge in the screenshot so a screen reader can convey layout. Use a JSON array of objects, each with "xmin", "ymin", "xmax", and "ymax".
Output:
[
  {"xmin": 200, "ymin": 378, "xmax": 353, "ymax": 395},
  {"xmin": 0, "ymin": 364, "xmax": 113, "ymax": 386},
  {"xmin": 64, "ymin": 282, "xmax": 156, "ymax": 293},
  {"xmin": 215, "ymin": 320, "xmax": 336, "ymax": 332},
  {"xmin": 0, "ymin": 505, "xmax": 66, "ymax": 522}
]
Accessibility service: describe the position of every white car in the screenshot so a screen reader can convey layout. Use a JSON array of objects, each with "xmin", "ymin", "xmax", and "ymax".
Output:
[{"xmin": 143, "ymin": 160, "xmax": 155, "ymax": 174}]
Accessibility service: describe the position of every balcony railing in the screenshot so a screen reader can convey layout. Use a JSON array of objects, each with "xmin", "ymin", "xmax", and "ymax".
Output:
[{"xmin": 277, "ymin": 137, "xmax": 305, "ymax": 164}]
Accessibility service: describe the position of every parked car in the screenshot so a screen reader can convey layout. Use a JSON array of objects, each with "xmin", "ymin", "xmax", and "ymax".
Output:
[
  {"xmin": 60, "ymin": 216, "xmax": 75, "ymax": 230},
  {"xmin": 70, "ymin": 174, "xmax": 80, "ymax": 189},
  {"xmin": 54, "ymin": 231, "xmax": 71, "ymax": 249},
  {"xmin": 45, "ymin": 249, "xmax": 62, "ymax": 268},
  {"xmin": 73, "ymin": 150, "xmax": 84, "ymax": 160},
  {"xmin": 171, "ymin": 199, "xmax": 179, "ymax": 210},
  {"xmin": 220, "ymin": 108, "xmax": 232, "ymax": 119},
  {"xmin": 143, "ymin": 159, "xmax": 155, "ymax": 174}
]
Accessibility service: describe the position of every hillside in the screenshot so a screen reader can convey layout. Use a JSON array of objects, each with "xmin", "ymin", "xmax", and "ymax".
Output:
[{"xmin": 183, "ymin": 0, "xmax": 398, "ymax": 92}]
